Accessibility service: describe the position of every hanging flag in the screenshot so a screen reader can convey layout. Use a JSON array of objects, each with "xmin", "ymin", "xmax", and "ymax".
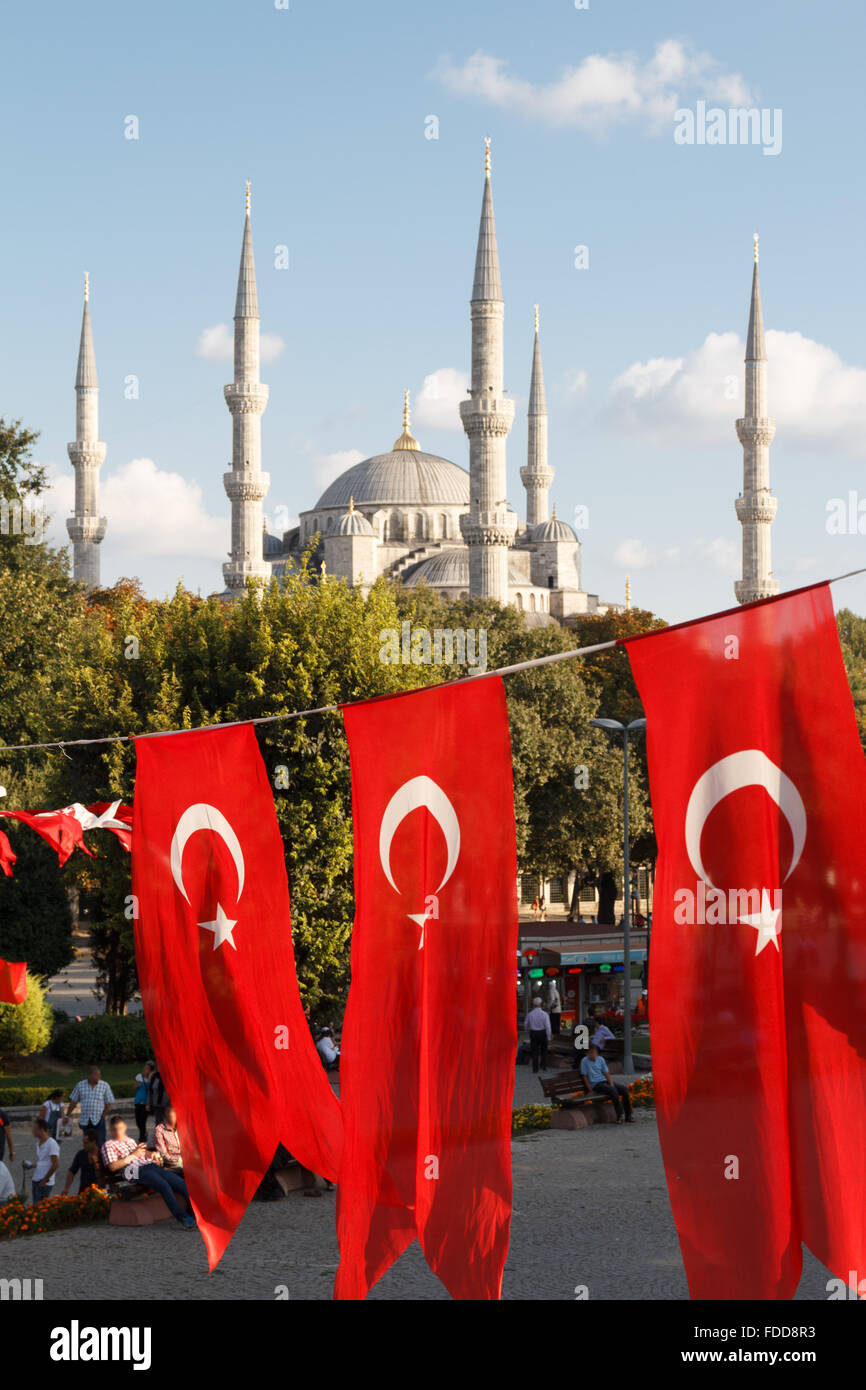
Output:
[
  {"xmin": 132, "ymin": 724, "xmax": 343, "ymax": 1268},
  {"xmin": 335, "ymin": 678, "xmax": 518, "ymax": 1301},
  {"xmin": 0, "ymin": 806, "xmax": 95, "ymax": 865},
  {"xmin": 625, "ymin": 582, "xmax": 866, "ymax": 1300},
  {"xmin": 0, "ymin": 831, "xmax": 16, "ymax": 878},
  {"xmin": 83, "ymin": 801, "xmax": 133, "ymax": 851},
  {"xmin": 0, "ymin": 957, "xmax": 27, "ymax": 1005}
]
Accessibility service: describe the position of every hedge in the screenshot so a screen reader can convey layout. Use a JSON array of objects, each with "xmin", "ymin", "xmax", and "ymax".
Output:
[
  {"xmin": 51, "ymin": 1014, "xmax": 153, "ymax": 1065},
  {"xmin": 0, "ymin": 1082, "xmax": 136, "ymax": 1107}
]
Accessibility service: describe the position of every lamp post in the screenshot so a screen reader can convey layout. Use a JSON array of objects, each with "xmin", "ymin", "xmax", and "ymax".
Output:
[{"xmin": 589, "ymin": 715, "xmax": 647, "ymax": 1074}]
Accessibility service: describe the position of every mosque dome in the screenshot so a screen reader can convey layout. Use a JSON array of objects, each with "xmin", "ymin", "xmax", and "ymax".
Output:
[
  {"xmin": 402, "ymin": 546, "xmax": 525, "ymax": 589},
  {"xmin": 533, "ymin": 509, "xmax": 577, "ymax": 543},
  {"xmin": 312, "ymin": 391, "xmax": 469, "ymax": 511},
  {"xmin": 335, "ymin": 498, "xmax": 375, "ymax": 536}
]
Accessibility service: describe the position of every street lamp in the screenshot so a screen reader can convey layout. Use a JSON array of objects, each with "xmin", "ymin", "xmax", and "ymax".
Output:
[{"xmin": 589, "ymin": 715, "xmax": 647, "ymax": 1074}]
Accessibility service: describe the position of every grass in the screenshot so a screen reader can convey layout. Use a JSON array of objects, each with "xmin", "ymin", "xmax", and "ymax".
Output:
[
  {"xmin": 0, "ymin": 1062, "xmax": 148, "ymax": 1092},
  {"xmin": 630, "ymin": 1035, "xmax": 652, "ymax": 1055}
]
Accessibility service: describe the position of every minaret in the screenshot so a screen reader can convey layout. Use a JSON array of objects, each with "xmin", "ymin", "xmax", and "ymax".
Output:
[
  {"xmin": 520, "ymin": 305, "xmax": 554, "ymax": 528},
  {"xmin": 223, "ymin": 181, "xmax": 271, "ymax": 593},
  {"xmin": 459, "ymin": 139, "xmax": 516, "ymax": 601},
  {"xmin": 66, "ymin": 272, "xmax": 107, "ymax": 588},
  {"xmin": 734, "ymin": 234, "xmax": 778, "ymax": 603}
]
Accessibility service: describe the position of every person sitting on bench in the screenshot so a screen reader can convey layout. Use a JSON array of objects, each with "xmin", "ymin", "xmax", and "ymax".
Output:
[
  {"xmin": 101, "ymin": 1114, "xmax": 197, "ymax": 1227},
  {"xmin": 579, "ymin": 1044, "xmax": 633, "ymax": 1122}
]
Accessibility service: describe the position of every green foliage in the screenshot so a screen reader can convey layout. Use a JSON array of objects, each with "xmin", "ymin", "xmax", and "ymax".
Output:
[
  {"xmin": 51, "ymin": 1013, "xmax": 152, "ymax": 1065},
  {"xmin": 837, "ymin": 608, "xmax": 866, "ymax": 752},
  {"xmin": 0, "ymin": 828, "xmax": 74, "ymax": 978},
  {"xmin": 0, "ymin": 971, "xmax": 52, "ymax": 1058}
]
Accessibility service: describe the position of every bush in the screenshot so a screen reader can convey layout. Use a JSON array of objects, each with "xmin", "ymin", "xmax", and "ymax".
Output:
[
  {"xmin": 0, "ymin": 1082, "xmax": 136, "ymax": 1106},
  {"xmin": 0, "ymin": 972, "xmax": 52, "ymax": 1058},
  {"xmin": 51, "ymin": 1014, "xmax": 152, "ymax": 1065},
  {"xmin": 0, "ymin": 1186, "xmax": 113, "ymax": 1240}
]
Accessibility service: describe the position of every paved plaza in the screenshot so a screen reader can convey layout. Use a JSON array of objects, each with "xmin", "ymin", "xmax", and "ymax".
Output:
[{"xmin": 1, "ymin": 1066, "xmax": 834, "ymax": 1301}]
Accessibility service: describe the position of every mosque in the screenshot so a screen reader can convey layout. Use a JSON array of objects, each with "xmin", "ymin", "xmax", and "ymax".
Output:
[{"xmin": 64, "ymin": 144, "xmax": 778, "ymax": 617}]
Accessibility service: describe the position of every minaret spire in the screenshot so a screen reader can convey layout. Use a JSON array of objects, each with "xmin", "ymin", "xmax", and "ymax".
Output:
[
  {"xmin": 521, "ymin": 304, "xmax": 554, "ymax": 528},
  {"xmin": 66, "ymin": 274, "xmax": 107, "ymax": 587},
  {"xmin": 393, "ymin": 388, "xmax": 420, "ymax": 451},
  {"xmin": 459, "ymin": 139, "xmax": 516, "ymax": 601},
  {"xmin": 223, "ymin": 182, "xmax": 271, "ymax": 594},
  {"xmin": 734, "ymin": 234, "xmax": 778, "ymax": 604}
]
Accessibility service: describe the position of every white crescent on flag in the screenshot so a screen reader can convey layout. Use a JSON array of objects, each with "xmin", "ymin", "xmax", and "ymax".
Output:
[
  {"xmin": 169, "ymin": 803, "xmax": 245, "ymax": 951},
  {"xmin": 378, "ymin": 776, "xmax": 461, "ymax": 948}
]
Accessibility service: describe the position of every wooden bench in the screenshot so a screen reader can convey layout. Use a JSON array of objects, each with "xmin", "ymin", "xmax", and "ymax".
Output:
[{"xmin": 539, "ymin": 1069, "xmax": 616, "ymax": 1130}]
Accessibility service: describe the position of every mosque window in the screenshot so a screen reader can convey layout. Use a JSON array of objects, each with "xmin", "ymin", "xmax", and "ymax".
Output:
[
  {"xmin": 529, "ymin": 593, "xmax": 536, "ymax": 612},
  {"xmin": 327, "ymin": 516, "xmax": 335, "ymax": 531},
  {"xmin": 439, "ymin": 513, "xmax": 448, "ymax": 539},
  {"xmin": 515, "ymin": 592, "xmax": 523, "ymax": 611},
  {"xmin": 415, "ymin": 513, "xmax": 424, "ymax": 538}
]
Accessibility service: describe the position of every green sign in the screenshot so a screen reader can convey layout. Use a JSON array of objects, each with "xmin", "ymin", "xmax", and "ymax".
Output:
[
  {"xmin": 599, "ymin": 964, "xmax": 611, "ymax": 974},
  {"xmin": 528, "ymin": 968, "xmax": 544, "ymax": 979}
]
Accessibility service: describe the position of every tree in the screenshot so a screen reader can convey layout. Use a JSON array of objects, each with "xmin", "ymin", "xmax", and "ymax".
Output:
[{"xmin": 0, "ymin": 970, "xmax": 52, "ymax": 1061}]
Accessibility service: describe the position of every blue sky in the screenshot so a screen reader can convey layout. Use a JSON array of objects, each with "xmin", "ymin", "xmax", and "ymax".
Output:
[{"xmin": 2, "ymin": 0, "xmax": 865, "ymax": 621}]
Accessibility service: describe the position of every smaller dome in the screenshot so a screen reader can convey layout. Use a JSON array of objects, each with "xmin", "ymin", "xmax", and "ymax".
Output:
[
  {"xmin": 533, "ymin": 508, "xmax": 577, "ymax": 543},
  {"xmin": 335, "ymin": 497, "xmax": 375, "ymax": 536}
]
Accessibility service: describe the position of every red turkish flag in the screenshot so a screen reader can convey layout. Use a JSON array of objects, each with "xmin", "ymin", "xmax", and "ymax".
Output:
[
  {"xmin": 0, "ymin": 830, "xmax": 16, "ymax": 878},
  {"xmin": 0, "ymin": 957, "xmax": 26, "ymax": 1004},
  {"xmin": 625, "ymin": 582, "xmax": 866, "ymax": 1299},
  {"xmin": 84, "ymin": 801, "xmax": 133, "ymax": 851},
  {"xmin": 335, "ymin": 678, "xmax": 518, "ymax": 1301},
  {"xmin": 132, "ymin": 724, "xmax": 343, "ymax": 1268},
  {"xmin": 0, "ymin": 807, "xmax": 94, "ymax": 865}
]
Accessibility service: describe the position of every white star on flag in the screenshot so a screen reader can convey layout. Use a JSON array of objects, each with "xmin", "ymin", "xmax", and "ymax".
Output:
[
  {"xmin": 739, "ymin": 889, "xmax": 782, "ymax": 955},
  {"xmin": 198, "ymin": 903, "xmax": 238, "ymax": 951}
]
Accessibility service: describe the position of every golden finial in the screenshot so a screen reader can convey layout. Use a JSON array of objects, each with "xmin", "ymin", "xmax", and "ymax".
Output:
[
  {"xmin": 348, "ymin": 495, "xmax": 355, "ymax": 514},
  {"xmin": 534, "ymin": 304, "xmax": 539, "ymax": 334},
  {"xmin": 753, "ymin": 232, "xmax": 759, "ymax": 264},
  {"xmin": 392, "ymin": 388, "xmax": 420, "ymax": 451},
  {"xmin": 320, "ymin": 558, "xmax": 327, "ymax": 577},
  {"xmin": 84, "ymin": 271, "xmax": 89, "ymax": 303},
  {"xmin": 245, "ymin": 180, "xmax": 251, "ymax": 216},
  {"xmin": 625, "ymin": 575, "xmax": 632, "ymax": 611},
  {"xmin": 484, "ymin": 137, "xmax": 491, "ymax": 176},
  {"xmin": 552, "ymin": 503, "xmax": 557, "ymax": 519}
]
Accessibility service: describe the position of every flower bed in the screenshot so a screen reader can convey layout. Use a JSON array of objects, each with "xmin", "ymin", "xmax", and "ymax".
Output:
[
  {"xmin": 628, "ymin": 1075, "xmax": 654, "ymax": 1107},
  {"xmin": 511, "ymin": 1103, "xmax": 552, "ymax": 1133},
  {"xmin": 0, "ymin": 1185, "xmax": 114, "ymax": 1240}
]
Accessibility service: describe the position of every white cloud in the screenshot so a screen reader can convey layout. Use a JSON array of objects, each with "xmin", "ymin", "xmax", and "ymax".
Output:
[
  {"xmin": 614, "ymin": 535, "xmax": 738, "ymax": 574},
  {"xmin": 297, "ymin": 446, "xmax": 366, "ymax": 493},
  {"xmin": 412, "ymin": 368, "xmax": 469, "ymax": 431},
  {"xmin": 43, "ymin": 457, "xmax": 226, "ymax": 559},
  {"xmin": 196, "ymin": 322, "xmax": 285, "ymax": 364},
  {"xmin": 604, "ymin": 329, "xmax": 866, "ymax": 457},
  {"xmin": 562, "ymin": 368, "xmax": 589, "ymax": 397},
  {"xmin": 436, "ymin": 40, "xmax": 752, "ymax": 134}
]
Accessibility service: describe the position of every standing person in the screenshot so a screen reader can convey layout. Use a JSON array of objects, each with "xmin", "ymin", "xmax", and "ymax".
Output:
[
  {"xmin": 154, "ymin": 1105, "xmax": 183, "ymax": 1173},
  {"xmin": 148, "ymin": 1065, "xmax": 168, "ymax": 1128},
  {"xmin": 133, "ymin": 1063, "xmax": 153, "ymax": 1143},
  {"xmin": 547, "ymin": 981, "xmax": 562, "ymax": 1036},
  {"xmin": 101, "ymin": 1115, "xmax": 195, "ymax": 1228},
  {"xmin": 531, "ymin": 897, "xmax": 539, "ymax": 922},
  {"xmin": 0, "ymin": 1159, "xmax": 14, "ymax": 1204},
  {"xmin": 31, "ymin": 1117, "xmax": 60, "ymax": 1203},
  {"xmin": 538, "ymin": 895, "xmax": 547, "ymax": 922},
  {"xmin": 524, "ymin": 995, "xmax": 551, "ymax": 1075},
  {"xmin": 0, "ymin": 1106, "xmax": 15, "ymax": 1166},
  {"xmin": 579, "ymin": 1044, "xmax": 633, "ymax": 1122},
  {"xmin": 61, "ymin": 1127, "xmax": 104, "ymax": 1195},
  {"xmin": 65, "ymin": 1067, "xmax": 115, "ymax": 1149},
  {"xmin": 316, "ymin": 1028, "xmax": 340, "ymax": 1071},
  {"xmin": 39, "ymin": 1089, "xmax": 64, "ymax": 1139}
]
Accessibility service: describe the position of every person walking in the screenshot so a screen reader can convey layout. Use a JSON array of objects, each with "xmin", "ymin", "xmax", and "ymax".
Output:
[
  {"xmin": 66, "ymin": 1067, "xmax": 115, "ymax": 1149},
  {"xmin": 524, "ymin": 995, "xmax": 551, "ymax": 1074},
  {"xmin": 547, "ymin": 981, "xmax": 562, "ymax": 1036},
  {"xmin": 148, "ymin": 1065, "xmax": 169, "ymax": 1128},
  {"xmin": 39, "ymin": 1090, "xmax": 64, "ymax": 1140},
  {"xmin": 31, "ymin": 1117, "xmax": 60, "ymax": 1202},
  {"xmin": 579, "ymin": 1044, "xmax": 633, "ymax": 1122},
  {"xmin": 0, "ymin": 1106, "xmax": 15, "ymax": 1166},
  {"xmin": 133, "ymin": 1063, "xmax": 153, "ymax": 1143},
  {"xmin": 101, "ymin": 1115, "xmax": 195, "ymax": 1228},
  {"xmin": 538, "ymin": 895, "xmax": 547, "ymax": 922}
]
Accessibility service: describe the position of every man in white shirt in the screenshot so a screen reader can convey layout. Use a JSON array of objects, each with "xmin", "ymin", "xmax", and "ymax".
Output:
[
  {"xmin": 0, "ymin": 1158, "xmax": 14, "ymax": 1204},
  {"xmin": 591, "ymin": 1020, "xmax": 616, "ymax": 1051},
  {"xmin": 31, "ymin": 1117, "xmax": 59, "ymax": 1203},
  {"xmin": 316, "ymin": 1029, "xmax": 340, "ymax": 1070},
  {"xmin": 524, "ymin": 996, "xmax": 551, "ymax": 1074}
]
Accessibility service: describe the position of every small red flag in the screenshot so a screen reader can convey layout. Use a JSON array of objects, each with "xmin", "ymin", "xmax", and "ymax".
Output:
[
  {"xmin": 625, "ymin": 583, "xmax": 866, "ymax": 1299},
  {"xmin": 0, "ymin": 806, "xmax": 94, "ymax": 865},
  {"xmin": 0, "ymin": 830, "xmax": 16, "ymax": 878},
  {"xmin": 335, "ymin": 678, "xmax": 518, "ymax": 1300},
  {"xmin": 83, "ymin": 801, "xmax": 133, "ymax": 851},
  {"xmin": 0, "ymin": 957, "xmax": 27, "ymax": 1004},
  {"xmin": 132, "ymin": 724, "xmax": 343, "ymax": 1268}
]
